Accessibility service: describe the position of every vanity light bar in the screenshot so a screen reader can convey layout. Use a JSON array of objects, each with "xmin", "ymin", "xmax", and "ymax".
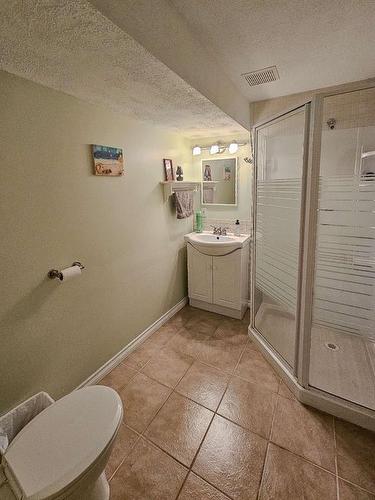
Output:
[{"xmin": 192, "ymin": 141, "xmax": 248, "ymax": 156}]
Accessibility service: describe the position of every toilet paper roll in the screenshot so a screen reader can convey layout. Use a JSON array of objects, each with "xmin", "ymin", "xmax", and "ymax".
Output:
[{"xmin": 59, "ymin": 265, "xmax": 81, "ymax": 282}]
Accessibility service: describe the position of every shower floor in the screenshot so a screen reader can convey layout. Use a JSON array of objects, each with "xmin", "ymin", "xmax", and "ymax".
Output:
[
  {"xmin": 310, "ymin": 326, "xmax": 375, "ymax": 410},
  {"xmin": 255, "ymin": 302, "xmax": 375, "ymax": 410}
]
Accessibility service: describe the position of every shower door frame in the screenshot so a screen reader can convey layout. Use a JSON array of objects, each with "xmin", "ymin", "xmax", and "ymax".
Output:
[
  {"xmin": 250, "ymin": 78, "xmax": 375, "ymax": 431},
  {"xmin": 250, "ymin": 104, "xmax": 311, "ymax": 377}
]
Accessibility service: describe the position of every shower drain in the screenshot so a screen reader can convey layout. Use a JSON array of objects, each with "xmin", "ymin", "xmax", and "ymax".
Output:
[{"xmin": 325, "ymin": 342, "xmax": 339, "ymax": 351}]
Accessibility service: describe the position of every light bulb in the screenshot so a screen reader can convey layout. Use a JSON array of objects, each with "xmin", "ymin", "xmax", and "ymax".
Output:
[
  {"xmin": 192, "ymin": 145, "xmax": 201, "ymax": 156},
  {"xmin": 228, "ymin": 141, "xmax": 239, "ymax": 154},
  {"xmin": 210, "ymin": 143, "xmax": 219, "ymax": 154}
]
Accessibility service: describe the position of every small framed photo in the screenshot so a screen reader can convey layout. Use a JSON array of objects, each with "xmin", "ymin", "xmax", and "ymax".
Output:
[
  {"xmin": 163, "ymin": 159, "xmax": 174, "ymax": 181},
  {"xmin": 92, "ymin": 144, "xmax": 124, "ymax": 176}
]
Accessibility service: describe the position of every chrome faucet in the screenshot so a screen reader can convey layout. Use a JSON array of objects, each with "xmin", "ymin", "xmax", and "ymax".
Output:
[{"xmin": 210, "ymin": 225, "xmax": 229, "ymax": 236}]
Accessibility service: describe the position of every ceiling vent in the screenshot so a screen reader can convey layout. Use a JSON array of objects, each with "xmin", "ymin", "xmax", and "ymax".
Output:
[{"xmin": 242, "ymin": 66, "xmax": 279, "ymax": 87}]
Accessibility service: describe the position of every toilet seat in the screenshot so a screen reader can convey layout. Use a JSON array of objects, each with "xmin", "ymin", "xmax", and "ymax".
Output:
[{"xmin": 2, "ymin": 386, "xmax": 123, "ymax": 500}]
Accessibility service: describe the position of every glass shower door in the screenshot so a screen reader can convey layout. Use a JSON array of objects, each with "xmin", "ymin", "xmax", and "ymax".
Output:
[
  {"xmin": 253, "ymin": 108, "xmax": 307, "ymax": 369},
  {"xmin": 309, "ymin": 88, "xmax": 375, "ymax": 410}
]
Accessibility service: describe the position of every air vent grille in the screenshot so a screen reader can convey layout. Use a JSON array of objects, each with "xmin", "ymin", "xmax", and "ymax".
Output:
[{"xmin": 242, "ymin": 66, "xmax": 279, "ymax": 87}]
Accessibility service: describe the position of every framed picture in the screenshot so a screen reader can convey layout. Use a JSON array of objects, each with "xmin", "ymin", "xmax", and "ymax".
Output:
[
  {"xmin": 163, "ymin": 158, "xmax": 174, "ymax": 181},
  {"xmin": 92, "ymin": 145, "xmax": 124, "ymax": 176}
]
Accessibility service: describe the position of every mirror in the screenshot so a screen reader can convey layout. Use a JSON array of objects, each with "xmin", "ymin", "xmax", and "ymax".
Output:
[{"xmin": 201, "ymin": 157, "xmax": 237, "ymax": 205}]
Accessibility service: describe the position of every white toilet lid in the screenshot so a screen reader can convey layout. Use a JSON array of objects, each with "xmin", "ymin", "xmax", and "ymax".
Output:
[{"xmin": 3, "ymin": 386, "xmax": 123, "ymax": 500}]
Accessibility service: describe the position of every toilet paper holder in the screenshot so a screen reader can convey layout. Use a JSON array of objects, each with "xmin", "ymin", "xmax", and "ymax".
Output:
[{"xmin": 48, "ymin": 262, "xmax": 85, "ymax": 280}]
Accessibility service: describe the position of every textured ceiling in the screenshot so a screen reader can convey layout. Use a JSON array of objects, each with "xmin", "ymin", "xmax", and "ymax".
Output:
[
  {"xmin": 0, "ymin": 0, "xmax": 247, "ymax": 138},
  {"xmin": 172, "ymin": 0, "xmax": 375, "ymax": 101}
]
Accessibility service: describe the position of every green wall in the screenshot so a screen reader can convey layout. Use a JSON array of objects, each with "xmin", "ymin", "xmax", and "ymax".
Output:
[{"xmin": 0, "ymin": 71, "xmax": 192, "ymax": 413}]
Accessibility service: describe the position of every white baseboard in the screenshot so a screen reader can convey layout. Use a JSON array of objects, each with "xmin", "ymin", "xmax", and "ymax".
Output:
[
  {"xmin": 77, "ymin": 297, "xmax": 188, "ymax": 389},
  {"xmin": 190, "ymin": 298, "xmax": 245, "ymax": 319}
]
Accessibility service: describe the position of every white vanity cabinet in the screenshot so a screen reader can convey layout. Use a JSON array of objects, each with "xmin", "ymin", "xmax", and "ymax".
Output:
[
  {"xmin": 187, "ymin": 245, "xmax": 213, "ymax": 303},
  {"xmin": 186, "ymin": 235, "xmax": 250, "ymax": 319}
]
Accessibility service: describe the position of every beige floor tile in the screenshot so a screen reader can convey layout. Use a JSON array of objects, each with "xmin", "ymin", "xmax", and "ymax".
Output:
[
  {"xmin": 185, "ymin": 315, "xmax": 220, "ymax": 336},
  {"xmin": 145, "ymin": 392, "xmax": 213, "ymax": 467},
  {"xmin": 149, "ymin": 322, "xmax": 180, "ymax": 349},
  {"xmin": 98, "ymin": 361, "xmax": 137, "ymax": 392},
  {"xmin": 196, "ymin": 339, "xmax": 245, "ymax": 374},
  {"xmin": 336, "ymin": 418, "xmax": 375, "ymax": 493},
  {"xmin": 213, "ymin": 318, "xmax": 249, "ymax": 346},
  {"xmin": 125, "ymin": 338, "xmax": 162, "ymax": 370},
  {"xmin": 271, "ymin": 397, "xmax": 335, "ymax": 472},
  {"xmin": 258, "ymin": 443, "xmax": 336, "ymax": 500},
  {"xmin": 338, "ymin": 479, "xmax": 375, "ymax": 500},
  {"xmin": 166, "ymin": 305, "xmax": 199, "ymax": 329},
  {"xmin": 178, "ymin": 473, "xmax": 230, "ymax": 500},
  {"xmin": 118, "ymin": 372, "xmax": 171, "ymax": 433},
  {"xmin": 106, "ymin": 424, "xmax": 139, "ymax": 479},
  {"xmin": 110, "ymin": 438, "xmax": 187, "ymax": 500},
  {"xmin": 235, "ymin": 348, "xmax": 280, "ymax": 392},
  {"xmin": 278, "ymin": 380, "xmax": 296, "ymax": 400},
  {"xmin": 246, "ymin": 339, "xmax": 259, "ymax": 351},
  {"xmin": 142, "ymin": 346, "xmax": 193, "ymax": 388},
  {"xmin": 193, "ymin": 415, "xmax": 267, "ymax": 500},
  {"xmin": 218, "ymin": 376, "xmax": 277, "ymax": 438},
  {"xmin": 176, "ymin": 361, "xmax": 229, "ymax": 411},
  {"xmin": 167, "ymin": 327, "xmax": 211, "ymax": 358}
]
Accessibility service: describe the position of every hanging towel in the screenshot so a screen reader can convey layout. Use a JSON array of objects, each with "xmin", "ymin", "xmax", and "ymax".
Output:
[
  {"xmin": 203, "ymin": 186, "xmax": 214, "ymax": 203},
  {"xmin": 174, "ymin": 190, "xmax": 193, "ymax": 219}
]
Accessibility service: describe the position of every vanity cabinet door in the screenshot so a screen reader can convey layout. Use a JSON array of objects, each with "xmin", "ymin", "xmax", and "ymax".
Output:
[
  {"xmin": 213, "ymin": 251, "xmax": 241, "ymax": 309},
  {"xmin": 187, "ymin": 245, "xmax": 213, "ymax": 303}
]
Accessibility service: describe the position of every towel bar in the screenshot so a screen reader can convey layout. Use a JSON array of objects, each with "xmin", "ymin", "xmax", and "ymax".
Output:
[{"xmin": 160, "ymin": 181, "xmax": 200, "ymax": 202}]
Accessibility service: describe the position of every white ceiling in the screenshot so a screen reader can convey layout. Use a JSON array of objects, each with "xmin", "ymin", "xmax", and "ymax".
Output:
[
  {"xmin": 171, "ymin": 0, "xmax": 375, "ymax": 101},
  {"xmin": 0, "ymin": 0, "xmax": 247, "ymax": 138},
  {"xmin": 1, "ymin": 0, "xmax": 374, "ymax": 138}
]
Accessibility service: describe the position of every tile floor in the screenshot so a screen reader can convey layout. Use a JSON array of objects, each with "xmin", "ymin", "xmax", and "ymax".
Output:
[{"xmin": 99, "ymin": 306, "xmax": 375, "ymax": 500}]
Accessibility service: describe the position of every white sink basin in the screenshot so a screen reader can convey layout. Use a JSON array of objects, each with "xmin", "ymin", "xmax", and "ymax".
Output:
[{"xmin": 184, "ymin": 231, "xmax": 250, "ymax": 256}]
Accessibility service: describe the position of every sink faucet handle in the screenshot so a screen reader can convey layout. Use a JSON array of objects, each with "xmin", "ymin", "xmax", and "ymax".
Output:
[
  {"xmin": 210, "ymin": 225, "xmax": 219, "ymax": 234},
  {"xmin": 221, "ymin": 226, "xmax": 229, "ymax": 236}
]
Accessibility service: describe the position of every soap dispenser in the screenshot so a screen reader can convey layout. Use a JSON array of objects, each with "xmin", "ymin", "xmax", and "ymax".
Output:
[
  {"xmin": 234, "ymin": 219, "xmax": 241, "ymax": 236},
  {"xmin": 195, "ymin": 210, "xmax": 203, "ymax": 233}
]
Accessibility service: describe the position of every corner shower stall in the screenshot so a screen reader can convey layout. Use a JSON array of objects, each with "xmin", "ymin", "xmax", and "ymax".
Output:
[{"xmin": 251, "ymin": 81, "xmax": 375, "ymax": 430}]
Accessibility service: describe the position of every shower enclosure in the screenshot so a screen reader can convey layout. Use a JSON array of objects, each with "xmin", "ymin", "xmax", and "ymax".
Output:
[{"xmin": 251, "ymin": 81, "xmax": 375, "ymax": 430}]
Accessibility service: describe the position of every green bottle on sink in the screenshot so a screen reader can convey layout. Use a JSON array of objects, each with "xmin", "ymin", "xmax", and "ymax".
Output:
[{"xmin": 195, "ymin": 210, "xmax": 203, "ymax": 233}]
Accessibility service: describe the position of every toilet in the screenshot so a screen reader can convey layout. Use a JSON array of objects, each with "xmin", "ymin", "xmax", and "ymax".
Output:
[{"xmin": 1, "ymin": 386, "xmax": 123, "ymax": 500}]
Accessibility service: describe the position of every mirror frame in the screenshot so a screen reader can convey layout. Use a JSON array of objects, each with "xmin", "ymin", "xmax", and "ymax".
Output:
[{"xmin": 200, "ymin": 156, "xmax": 238, "ymax": 207}]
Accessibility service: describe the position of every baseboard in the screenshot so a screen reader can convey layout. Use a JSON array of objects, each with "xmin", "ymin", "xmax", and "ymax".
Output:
[
  {"xmin": 77, "ymin": 297, "xmax": 188, "ymax": 389},
  {"xmin": 189, "ymin": 298, "xmax": 246, "ymax": 319}
]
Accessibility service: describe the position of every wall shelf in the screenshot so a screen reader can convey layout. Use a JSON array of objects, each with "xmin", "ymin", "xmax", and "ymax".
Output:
[{"xmin": 160, "ymin": 181, "xmax": 200, "ymax": 202}]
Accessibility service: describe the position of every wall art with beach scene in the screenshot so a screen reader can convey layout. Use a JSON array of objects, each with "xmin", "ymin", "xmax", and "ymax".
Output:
[{"xmin": 92, "ymin": 144, "xmax": 124, "ymax": 176}]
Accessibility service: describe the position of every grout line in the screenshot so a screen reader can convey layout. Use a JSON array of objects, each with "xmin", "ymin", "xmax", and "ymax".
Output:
[
  {"xmin": 336, "ymin": 476, "xmax": 375, "ymax": 496},
  {"xmin": 173, "ymin": 411, "xmax": 216, "ymax": 499},
  {"xmin": 256, "ymin": 389, "xmax": 279, "ymax": 499},
  {"xmin": 257, "ymin": 442, "xmax": 270, "ymax": 500},
  {"xmin": 107, "ymin": 431, "xmax": 142, "ymax": 482},
  {"xmin": 141, "ymin": 387, "xmax": 175, "ymax": 436},
  {"xmin": 186, "ymin": 470, "xmax": 235, "ymax": 500},
  {"xmin": 267, "ymin": 440, "xmax": 338, "ymax": 477}
]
